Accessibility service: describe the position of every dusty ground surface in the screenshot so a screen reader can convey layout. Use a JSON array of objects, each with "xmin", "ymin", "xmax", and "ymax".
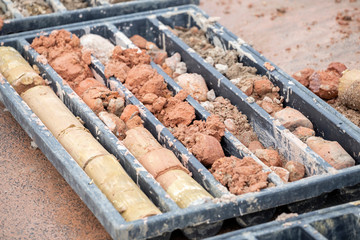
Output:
[
  {"xmin": 200, "ymin": 0, "xmax": 360, "ymax": 74},
  {"xmin": 0, "ymin": 102, "xmax": 111, "ymax": 239},
  {"xmin": 1, "ymin": 0, "xmax": 359, "ymax": 239}
]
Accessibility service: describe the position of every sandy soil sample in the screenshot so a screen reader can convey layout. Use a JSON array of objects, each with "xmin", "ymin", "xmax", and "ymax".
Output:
[
  {"xmin": 12, "ymin": 0, "xmax": 53, "ymax": 17},
  {"xmin": 61, "ymin": 0, "xmax": 89, "ymax": 10},
  {"xmin": 174, "ymin": 27, "xmax": 284, "ymax": 116},
  {"xmin": 103, "ymin": 35, "xmax": 272, "ymax": 194},
  {"xmin": 174, "ymin": 27, "xmax": 355, "ymax": 171},
  {"xmin": 31, "ymin": 30, "xmax": 212, "ymax": 209},
  {"xmin": 131, "ymin": 34, "xmax": 301, "ymax": 183}
]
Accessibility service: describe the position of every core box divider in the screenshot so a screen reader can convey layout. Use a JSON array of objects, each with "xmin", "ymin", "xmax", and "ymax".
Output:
[{"xmin": 207, "ymin": 200, "xmax": 360, "ymax": 240}]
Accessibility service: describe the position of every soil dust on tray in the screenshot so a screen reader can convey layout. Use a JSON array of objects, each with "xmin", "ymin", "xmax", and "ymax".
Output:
[
  {"xmin": 12, "ymin": 0, "xmax": 53, "ymax": 16},
  {"xmin": 0, "ymin": 7, "xmax": 11, "ymax": 19},
  {"xmin": 61, "ymin": 0, "xmax": 89, "ymax": 10}
]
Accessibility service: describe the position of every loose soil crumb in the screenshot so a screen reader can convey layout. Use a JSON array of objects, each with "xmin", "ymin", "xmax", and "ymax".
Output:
[
  {"xmin": 202, "ymin": 96, "xmax": 258, "ymax": 147},
  {"xmin": 175, "ymin": 26, "xmax": 355, "ymax": 171},
  {"xmin": 61, "ymin": 0, "xmax": 89, "ymax": 10},
  {"xmin": 329, "ymin": 100, "xmax": 360, "ymax": 126},
  {"xmin": 211, "ymin": 156, "xmax": 270, "ymax": 195},
  {"xmin": 13, "ymin": 0, "xmax": 53, "ymax": 17}
]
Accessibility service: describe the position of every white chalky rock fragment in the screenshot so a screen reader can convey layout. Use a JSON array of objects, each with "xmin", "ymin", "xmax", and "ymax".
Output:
[
  {"xmin": 224, "ymin": 119, "xmax": 236, "ymax": 132},
  {"xmin": 207, "ymin": 89, "xmax": 216, "ymax": 101},
  {"xmin": 230, "ymin": 78, "xmax": 241, "ymax": 85},
  {"xmin": 165, "ymin": 53, "xmax": 181, "ymax": 71},
  {"xmin": 215, "ymin": 64, "xmax": 228, "ymax": 74},
  {"xmin": 205, "ymin": 56, "xmax": 214, "ymax": 66},
  {"xmin": 200, "ymin": 101, "xmax": 214, "ymax": 112},
  {"xmin": 175, "ymin": 73, "xmax": 209, "ymax": 101},
  {"xmin": 175, "ymin": 62, "xmax": 187, "ymax": 75},
  {"xmin": 80, "ymin": 34, "xmax": 115, "ymax": 65}
]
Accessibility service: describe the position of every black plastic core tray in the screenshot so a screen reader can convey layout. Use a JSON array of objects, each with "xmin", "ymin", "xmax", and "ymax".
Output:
[
  {"xmin": 1, "ymin": 4, "xmax": 360, "ymax": 240},
  {"xmin": 207, "ymin": 201, "xmax": 360, "ymax": 240},
  {"xmin": 0, "ymin": 0, "xmax": 199, "ymax": 35}
]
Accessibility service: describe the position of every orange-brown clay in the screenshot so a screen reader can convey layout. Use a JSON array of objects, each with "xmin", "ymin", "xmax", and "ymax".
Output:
[
  {"xmin": 306, "ymin": 136, "xmax": 355, "ymax": 170},
  {"xmin": 285, "ymin": 161, "xmax": 306, "ymax": 182},
  {"xmin": 254, "ymin": 149, "xmax": 282, "ymax": 167},
  {"xmin": 120, "ymin": 105, "xmax": 140, "ymax": 123},
  {"xmin": 191, "ymin": 133, "xmax": 225, "ymax": 166},
  {"xmin": 309, "ymin": 70, "xmax": 339, "ymax": 100},
  {"xmin": 211, "ymin": 156, "xmax": 269, "ymax": 195},
  {"xmin": 248, "ymin": 141, "xmax": 264, "ymax": 152},
  {"xmin": 129, "ymin": 35, "xmax": 148, "ymax": 50},
  {"xmin": 292, "ymin": 126, "xmax": 315, "ymax": 142},
  {"xmin": 31, "ymin": 30, "xmax": 93, "ymax": 88},
  {"xmin": 292, "ymin": 68, "xmax": 315, "ymax": 88}
]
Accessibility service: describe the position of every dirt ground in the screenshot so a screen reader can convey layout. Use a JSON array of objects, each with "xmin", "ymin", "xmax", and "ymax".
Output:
[
  {"xmin": 200, "ymin": 0, "xmax": 360, "ymax": 74},
  {"xmin": 1, "ymin": 0, "xmax": 359, "ymax": 239}
]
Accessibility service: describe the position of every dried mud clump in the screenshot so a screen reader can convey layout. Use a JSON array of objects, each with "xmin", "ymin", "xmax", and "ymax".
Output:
[
  {"xmin": 211, "ymin": 156, "xmax": 270, "ymax": 195},
  {"xmin": 171, "ymin": 115, "xmax": 225, "ymax": 166}
]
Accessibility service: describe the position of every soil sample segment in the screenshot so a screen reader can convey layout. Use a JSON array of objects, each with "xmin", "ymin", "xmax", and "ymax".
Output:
[
  {"xmin": 124, "ymin": 127, "xmax": 213, "ymax": 208},
  {"xmin": 130, "ymin": 34, "xmax": 300, "ymax": 183},
  {"xmin": 0, "ymin": 47, "xmax": 45, "ymax": 94},
  {"xmin": 174, "ymin": 27, "xmax": 355, "ymax": 171},
  {"xmin": 102, "ymin": 34, "xmax": 271, "ymax": 194},
  {"xmin": 0, "ymin": 46, "xmax": 161, "ymax": 221}
]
